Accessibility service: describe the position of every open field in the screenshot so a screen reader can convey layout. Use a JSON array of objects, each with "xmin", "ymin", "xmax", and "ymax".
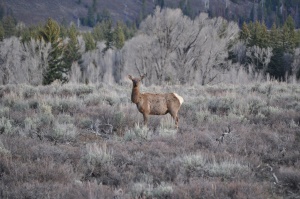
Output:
[{"xmin": 0, "ymin": 81, "xmax": 299, "ymax": 198}]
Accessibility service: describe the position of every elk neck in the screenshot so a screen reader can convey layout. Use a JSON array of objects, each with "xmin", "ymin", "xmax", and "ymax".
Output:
[{"xmin": 131, "ymin": 85, "xmax": 141, "ymax": 104}]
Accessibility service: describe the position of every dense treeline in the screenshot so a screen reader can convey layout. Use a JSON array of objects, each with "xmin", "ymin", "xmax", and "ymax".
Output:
[
  {"xmin": 0, "ymin": 13, "xmax": 135, "ymax": 85},
  {"xmin": 0, "ymin": 6, "xmax": 300, "ymax": 85},
  {"xmin": 233, "ymin": 16, "xmax": 300, "ymax": 80},
  {"xmin": 178, "ymin": 0, "xmax": 300, "ymax": 28}
]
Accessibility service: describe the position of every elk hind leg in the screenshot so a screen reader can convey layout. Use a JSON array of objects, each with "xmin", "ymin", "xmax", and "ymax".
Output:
[{"xmin": 169, "ymin": 111, "xmax": 179, "ymax": 129}]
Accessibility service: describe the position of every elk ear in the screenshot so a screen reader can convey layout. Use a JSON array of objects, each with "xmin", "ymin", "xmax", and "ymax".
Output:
[
  {"xmin": 128, "ymin": 75, "xmax": 133, "ymax": 80},
  {"xmin": 140, "ymin": 74, "xmax": 147, "ymax": 80}
]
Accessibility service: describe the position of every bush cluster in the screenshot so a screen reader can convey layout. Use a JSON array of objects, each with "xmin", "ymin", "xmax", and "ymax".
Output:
[{"xmin": 0, "ymin": 82, "xmax": 299, "ymax": 198}]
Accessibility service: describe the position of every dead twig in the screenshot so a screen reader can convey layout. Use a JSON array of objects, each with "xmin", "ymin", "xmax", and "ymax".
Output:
[{"xmin": 216, "ymin": 125, "xmax": 233, "ymax": 145}]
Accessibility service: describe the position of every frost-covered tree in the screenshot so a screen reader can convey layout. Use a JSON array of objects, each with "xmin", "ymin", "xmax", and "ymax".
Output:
[
  {"xmin": 183, "ymin": 14, "xmax": 239, "ymax": 85},
  {"xmin": 124, "ymin": 8, "xmax": 239, "ymax": 85},
  {"xmin": 246, "ymin": 45, "xmax": 273, "ymax": 78},
  {"xmin": 0, "ymin": 37, "xmax": 50, "ymax": 85},
  {"xmin": 122, "ymin": 34, "xmax": 156, "ymax": 85},
  {"xmin": 138, "ymin": 8, "xmax": 188, "ymax": 84},
  {"xmin": 69, "ymin": 41, "xmax": 118, "ymax": 84},
  {"xmin": 292, "ymin": 48, "xmax": 300, "ymax": 79}
]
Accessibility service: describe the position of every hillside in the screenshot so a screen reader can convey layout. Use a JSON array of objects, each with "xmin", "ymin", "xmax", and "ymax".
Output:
[
  {"xmin": 3, "ymin": 0, "xmax": 300, "ymax": 27},
  {"xmin": 4, "ymin": 0, "xmax": 155, "ymax": 26}
]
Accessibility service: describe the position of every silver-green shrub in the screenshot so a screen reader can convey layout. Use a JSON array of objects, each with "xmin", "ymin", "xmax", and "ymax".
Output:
[{"xmin": 124, "ymin": 124, "xmax": 153, "ymax": 141}]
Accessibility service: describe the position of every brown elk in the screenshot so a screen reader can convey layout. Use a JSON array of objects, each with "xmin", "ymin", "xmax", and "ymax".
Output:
[{"xmin": 128, "ymin": 74, "xmax": 184, "ymax": 128}]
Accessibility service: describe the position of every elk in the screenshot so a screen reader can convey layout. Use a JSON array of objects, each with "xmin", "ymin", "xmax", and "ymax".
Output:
[{"xmin": 128, "ymin": 74, "xmax": 184, "ymax": 128}]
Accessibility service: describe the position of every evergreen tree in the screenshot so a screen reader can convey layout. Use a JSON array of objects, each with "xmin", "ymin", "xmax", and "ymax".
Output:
[
  {"xmin": 43, "ymin": 37, "xmax": 66, "ymax": 84},
  {"xmin": 21, "ymin": 25, "xmax": 42, "ymax": 43},
  {"xmin": 248, "ymin": 21, "xmax": 260, "ymax": 47},
  {"xmin": 258, "ymin": 22, "xmax": 269, "ymax": 48},
  {"xmin": 39, "ymin": 18, "xmax": 60, "ymax": 43},
  {"xmin": 2, "ymin": 16, "xmax": 16, "ymax": 38},
  {"xmin": 267, "ymin": 17, "xmax": 296, "ymax": 81},
  {"xmin": 113, "ymin": 21, "xmax": 125, "ymax": 49},
  {"xmin": 92, "ymin": 0, "xmax": 98, "ymax": 12},
  {"xmin": 141, "ymin": 0, "xmax": 147, "ymax": 19},
  {"xmin": 63, "ymin": 24, "xmax": 81, "ymax": 70},
  {"xmin": 250, "ymin": 4, "xmax": 255, "ymax": 22},
  {"xmin": 282, "ymin": 15, "xmax": 296, "ymax": 51},
  {"xmin": 257, "ymin": 2, "xmax": 264, "ymax": 22},
  {"xmin": 268, "ymin": 47, "xmax": 293, "ymax": 81},
  {"xmin": 137, "ymin": 0, "xmax": 147, "ymax": 24},
  {"xmin": 0, "ymin": 22, "xmax": 4, "ymax": 41},
  {"xmin": 92, "ymin": 23, "xmax": 105, "ymax": 42},
  {"xmin": 92, "ymin": 20, "xmax": 112, "ymax": 42},
  {"xmin": 102, "ymin": 20, "xmax": 113, "ymax": 53},
  {"xmin": 296, "ymin": 30, "xmax": 300, "ymax": 47},
  {"xmin": 156, "ymin": 0, "xmax": 164, "ymax": 8},
  {"xmin": 247, "ymin": 21, "xmax": 269, "ymax": 48},
  {"xmin": 59, "ymin": 22, "xmax": 68, "ymax": 38},
  {"xmin": 20, "ymin": 27, "xmax": 31, "ymax": 43},
  {"xmin": 87, "ymin": 6, "xmax": 96, "ymax": 27},
  {"xmin": 122, "ymin": 21, "xmax": 137, "ymax": 40},
  {"xmin": 179, "ymin": 0, "xmax": 193, "ymax": 18},
  {"xmin": 40, "ymin": 18, "xmax": 69, "ymax": 85},
  {"xmin": 0, "ymin": 4, "xmax": 4, "ymax": 20},
  {"xmin": 240, "ymin": 22, "xmax": 250, "ymax": 41},
  {"xmin": 83, "ymin": 32, "xmax": 96, "ymax": 51},
  {"xmin": 97, "ymin": 8, "xmax": 111, "ymax": 23},
  {"xmin": 269, "ymin": 23, "xmax": 280, "ymax": 48}
]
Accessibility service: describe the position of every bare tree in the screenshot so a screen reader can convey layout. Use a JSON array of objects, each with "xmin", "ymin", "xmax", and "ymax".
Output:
[
  {"xmin": 231, "ymin": 41, "xmax": 247, "ymax": 64},
  {"xmin": 122, "ymin": 34, "xmax": 155, "ymax": 85},
  {"xmin": 192, "ymin": 15, "xmax": 239, "ymax": 85},
  {"xmin": 139, "ymin": 7, "xmax": 190, "ymax": 84},
  {"xmin": 0, "ymin": 37, "xmax": 50, "ymax": 85},
  {"xmin": 246, "ymin": 45, "xmax": 273, "ymax": 75},
  {"xmin": 123, "ymin": 8, "xmax": 240, "ymax": 85},
  {"xmin": 292, "ymin": 48, "xmax": 300, "ymax": 79},
  {"xmin": 70, "ymin": 41, "xmax": 118, "ymax": 84},
  {"xmin": 0, "ymin": 8, "xmax": 241, "ymax": 86}
]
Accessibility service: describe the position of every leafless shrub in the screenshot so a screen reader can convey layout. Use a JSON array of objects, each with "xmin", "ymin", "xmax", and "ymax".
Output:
[
  {"xmin": 208, "ymin": 97, "xmax": 235, "ymax": 116},
  {"xmin": 49, "ymin": 97, "xmax": 83, "ymax": 114},
  {"xmin": 277, "ymin": 167, "xmax": 300, "ymax": 196},
  {"xmin": 91, "ymin": 119, "xmax": 113, "ymax": 137},
  {"xmin": 172, "ymin": 180, "xmax": 271, "ymax": 199},
  {"xmin": 130, "ymin": 181, "xmax": 173, "ymax": 199},
  {"xmin": 216, "ymin": 125, "xmax": 237, "ymax": 145},
  {"xmin": 0, "ymin": 117, "xmax": 14, "ymax": 135},
  {"xmin": 0, "ymin": 81, "xmax": 299, "ymax": 199},
  {"xmin": 178, "ymin": 103, "xmax": 201, "ymax": 127},
  {"xmin": 80, "ymin": 142, "xmax": 119, "ymax": 187},
  {"xmin": 63, "ymin": 181, "xmax": 114, "ymax": 199},
  {"xmin": 0, "ymin": 136, "xmax": 81, "ymax": 199},
  {"xmin": 124, "ymin": 123, "xmax": 153, "ymax": 141},
  {"xmin": 46, "ymin": 122, "xmax": 78, "ymax": 143}
]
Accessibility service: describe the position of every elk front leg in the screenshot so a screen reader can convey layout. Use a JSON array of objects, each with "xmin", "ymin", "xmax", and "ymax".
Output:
[{"xmin": 143, "ymin": 114, "xmax": 148, "ymax": 126}]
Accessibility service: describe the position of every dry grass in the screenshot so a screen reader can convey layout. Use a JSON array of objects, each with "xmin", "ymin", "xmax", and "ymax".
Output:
[{"xmin": 0, "ymin": 81, "xmax": 299, "ymax": 198}]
